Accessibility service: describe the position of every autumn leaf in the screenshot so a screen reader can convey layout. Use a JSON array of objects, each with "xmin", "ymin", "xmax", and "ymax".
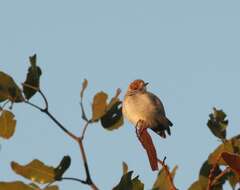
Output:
[
  {"xmin": 207, "ymin": 107, "xmax": 228, "ymax": 140},
  {"xmin": 23, "ymin": 54, "xmax": 42, "ymax": 100},
  {"xmin": 122, "ymin": 161, "xmax": 128, "ymax": 175},
  {"xmin": 188, "ymin": 181, "xmax": 202, "ymax": 190},
  {"xmin": 92, "ymin": 91, "xmax": 108, "ymax": 121},
  {"xmin": 0, "ymin": 71, "xmax": 24, "ymax": 102},
  {"xmin": 208, "ymin": 140, "xmax": 234, "ymax": 165},
  {"xmin": 0, "ymin": 181, "xmax": 59, "ymax": 190},
  {"xmin": 0, "ymin": 110, "xmax": 16, "ymax": 139},
  {"xmin": 11, "ymin": 159, "xmax": 55, "ymax": 184},
  {"xmin": 113, "ymin": 171, "xmax": 144, "ymax": 190},
  {"xmin": 221, "ymin": 152, "xmax": 240, "ymax": 176},
  {"xmin": 152, "ymin": 165, "xmax": 178, "ymax": 190}
]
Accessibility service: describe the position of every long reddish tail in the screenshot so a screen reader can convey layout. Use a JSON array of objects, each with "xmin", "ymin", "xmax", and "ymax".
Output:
[{"xmin": 137, "ymin": 128, "xmax": 159, "ymax": 171}]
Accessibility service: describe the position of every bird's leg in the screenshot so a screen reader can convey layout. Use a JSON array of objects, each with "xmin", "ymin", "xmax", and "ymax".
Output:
[{"xmin": 135, "ymin": 119, "xmax": 148, "ymax": 139}]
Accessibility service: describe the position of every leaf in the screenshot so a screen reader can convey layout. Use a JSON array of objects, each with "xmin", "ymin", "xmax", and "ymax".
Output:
[
  {"xmin": 80, "ymin": 79, "xmax": 88, "ymax": 98},
  {"xmin": 222, "ymin": 152, "xmax": 240, "ymax": 176},
  {"xmin": 92, "ymin": 91, "xmax": 108, "ymax": 121},
  {"xmin": 113, "ymin": 171, "xmax": 144, "ymax": 190},
  {"xmin": 0, "ymin": 110, "xmax": 16, "ymax": 139},
  {"xmin": 152, "ymin": 165, "xmax": 178, "ymax": 190},
  {"xmin": 54, "ymin": 155, "xmax": 71, "ymax": 180},
  {"xmin": 122, "ymin": 161, "xmax": 128, "ymax": 175},
  {"xmin": 100, "ymin": 89, "xmax": 124, "ymax": 130},
  {"xmin": 208, "ymin": 140, "xmax": 234, "ymax": 165},
  {"xmin": 207, "ymin": 107, "xmax": 228, "ymax": 140},
  {"xmin": 0, "ymin": 181, "xmax": 34, "ymax": 190},
  {"xmin": 23, "ymin": 54, "xmax": 42, "ymax": 100},
  {"xmin": 11, "ymin": 159, "xmax": 55, "ymax": 184},
  {"xmin": 188, "ymin": 181, "xmax": 202, "ymax": 190},
  {"xmin": 228, "ymin": 172, "xmax": 239, "ymax": 190},
  {"xmin": 0, "ymin": 71, "xmax": 24, "ymax": 102},
  {"xmin": 44, "ymin": 186, "xmax": 59, "ymax": 190},
  {"xmin": 198, "ymin": 160, "xmax": 228, "ymax": 190}
]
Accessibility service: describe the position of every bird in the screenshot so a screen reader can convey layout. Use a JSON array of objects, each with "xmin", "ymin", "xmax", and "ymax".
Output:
[{"xmin": 122, "ymin": 79, "xmax": 173, "ymax": 138}]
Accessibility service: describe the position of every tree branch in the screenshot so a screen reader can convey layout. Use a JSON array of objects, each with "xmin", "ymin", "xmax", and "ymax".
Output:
[{"xmin": 24, "ymin": 88, "xmax": 99, "ymax": 190}]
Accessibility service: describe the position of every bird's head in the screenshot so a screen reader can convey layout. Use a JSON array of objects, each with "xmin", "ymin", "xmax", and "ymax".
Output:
[{"xmin": 127, "ymin": 79, "xmax": 148, "ymax": 94}]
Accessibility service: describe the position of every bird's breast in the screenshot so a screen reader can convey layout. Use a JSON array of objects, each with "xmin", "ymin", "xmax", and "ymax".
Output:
[{"xmin": 123, "ymin": 93, "xmax": 158, "ymax": 126}]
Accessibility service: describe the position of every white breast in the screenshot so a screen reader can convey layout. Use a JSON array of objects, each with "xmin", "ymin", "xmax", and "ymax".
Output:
[{"xmin": 122, "ymin": 93, "xmax": 159, "ymax": 126}]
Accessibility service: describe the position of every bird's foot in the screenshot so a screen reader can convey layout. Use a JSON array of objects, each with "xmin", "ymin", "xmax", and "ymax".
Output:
[{"xmin": 136, "ymin": 119, "xmax": 149, "ymax": 138}]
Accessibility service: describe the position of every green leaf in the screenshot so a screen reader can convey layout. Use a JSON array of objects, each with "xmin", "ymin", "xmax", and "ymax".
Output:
[
  {"xmin": 11, "ymin": 159, "xmax": 55, "ymax": 184},
  {"xmin": 0, "ymin": 110, "xmax": 16, "ymax": 139},
  {"xmin": 152, "ymin": 165, "xmax": 178, "ymax": 190},
  {"xmin": 0, "ymin": 71, "xmax": 24, "ymax": 102},
  {"xmin": 100, "ymin": 89, "xmax": 124, "ymax": 130},
  {"xmin": 54, "ymin": 155, "xmax": 71, "ymax": 180},
  {"xmin": 113, "ymin": 171, "xmax": 144, "ymax": 190},
  {"xmin": 23, "ymin": 54, "xmax": 42, "ymax": 100},
  {"xmin": 207, "ymin": 107, "xmax": 228, "ymax": 140},
  {"xmin": 92, "ymin": 91, "xmax": 108, "ymax": 121}
]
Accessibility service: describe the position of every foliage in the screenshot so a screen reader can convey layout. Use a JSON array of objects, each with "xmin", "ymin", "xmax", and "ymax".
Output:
[{"xmin": 1, "ymin": 54, "xmax": 240, "ymax": 189}]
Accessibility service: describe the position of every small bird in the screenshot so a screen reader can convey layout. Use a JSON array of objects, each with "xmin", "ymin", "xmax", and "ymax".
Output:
[{"xmin": 122, "ymin": 79, "xmax": 173, "ymax": 138}]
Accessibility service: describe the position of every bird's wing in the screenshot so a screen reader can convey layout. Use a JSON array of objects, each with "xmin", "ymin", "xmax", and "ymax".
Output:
[{"xmin": 148, "ymin": 92, "xmax": 166, "ymax": 115}]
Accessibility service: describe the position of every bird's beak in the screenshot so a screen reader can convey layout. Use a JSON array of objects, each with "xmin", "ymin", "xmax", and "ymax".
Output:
[{"xmin": 144, "ymin": 82, "xmax": 149, "ymax": 86}]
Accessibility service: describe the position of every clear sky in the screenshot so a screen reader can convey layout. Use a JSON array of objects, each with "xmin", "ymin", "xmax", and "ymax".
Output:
[{"xmin": 1, "ymin": 1, "xmax": 240, "ymax": 189}]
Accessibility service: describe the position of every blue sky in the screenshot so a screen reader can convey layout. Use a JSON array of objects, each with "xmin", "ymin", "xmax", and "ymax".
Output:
[{"xmin": 1, "ymin": 1, "xmax": 240, "ymax": 189}]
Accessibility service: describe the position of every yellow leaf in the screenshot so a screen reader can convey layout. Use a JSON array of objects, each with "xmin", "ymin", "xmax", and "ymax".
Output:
[
  {"xmin": 11, "ymin": 160, "xmax": 55, "ymax": 184},
  {"xmin": 0, "ymin": 71, "xmax": 23, "ymax": 102},
  {"xmin": 122, "ymin": 161, "xmax": 128, "ymax": 175},
  {"xmin": 208, "ymin": 140, "xmax": 234, "ymax": 165},
  {"xmin": 198, "ymin": 175, "xmax": 208, "ymax": 190},
  {"xmin": 44, "ymin": 185, "xmax": 59, "ymax": 190},
  {"xmin": 0, "ymin": 181, "xmax": 35, "ymax": 190},
  {"xmin": 0, "ymin": 110, "xmax": 16, "ymax": 139},
  {"xmin": 92, "ymin": 91, "xmax": 108, "ymax": 121},
  {"xmin": 80, "ymin": 79, "xmax": 88, "ymax": 98},
  {"xmin": 152, "ymin": 165, "xmax": 178, "ymax": 190},
  {"xmin": 188, "ymin": 181, "xmax": 202, "ymax": 190}
]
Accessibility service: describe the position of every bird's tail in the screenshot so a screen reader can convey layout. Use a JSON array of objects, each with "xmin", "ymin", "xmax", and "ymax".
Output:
[{"xmin": 137, "ymin": 127, "xmax": 159, "ymax": 171}]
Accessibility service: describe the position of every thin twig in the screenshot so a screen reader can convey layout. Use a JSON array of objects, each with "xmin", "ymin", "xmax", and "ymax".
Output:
[
  {"xmin": 212, "ymin": 167, "xmax": 231, "ymax": 186},
  {"xmin": 207, "ymin": 153, "xmax": 222, "ymax": 190},
  {"xmin": 80, "ymin": 121, "xmax": 90, "ymax": 140},
  {"xmin": 158, "ymin": 158, "xmax": 177, "ymax": 190},
  {"xmin": 38, "ymin": 89, "xmax": 49, "ymax": 110},
  {"xmin": 24, "ymin": 87, "xmax": 99, "ymax": 190},
  {"xmin": 61, "ymin": 177, "xmax": 87, "ymax": 184},
  {"xmin": 80, "ymin": 95, "xmax": 89, "ymax": 122}
]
